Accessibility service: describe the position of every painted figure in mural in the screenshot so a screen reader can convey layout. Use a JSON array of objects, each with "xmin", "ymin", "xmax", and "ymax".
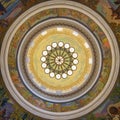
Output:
[
  {"xmin": 0, "ymin": 2, "xmax": 6, "ymax": 15},
  {"xmin": 113, "ymin": 0, "xmax": 120, "ymax": 19},
  {"xmin": 0, "ymin": 98, "xmax": 14, "ymax": 120},
  {"xmin": 108, "ymin": 0, "xmax": 120, "ymax": 19}
]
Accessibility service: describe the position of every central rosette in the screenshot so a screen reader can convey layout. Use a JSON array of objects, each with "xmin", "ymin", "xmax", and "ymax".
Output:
[
  {"xmin": 55, "ymin": 56, "xmax": 64, "ymax": 65},
  {"xmin": 41, "ymin": 42, "xmax": 79, "ymax": 79}
]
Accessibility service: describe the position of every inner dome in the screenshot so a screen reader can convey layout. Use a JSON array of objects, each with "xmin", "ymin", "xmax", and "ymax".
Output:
[{"xmin": 25, "ymin": 26, "xmax": 93, "ymax": 93}]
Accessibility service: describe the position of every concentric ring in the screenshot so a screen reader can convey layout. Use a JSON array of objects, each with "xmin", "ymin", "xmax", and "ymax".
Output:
[
  {"xmin": 17, "ymin": 18, "xmax": 102, "ymax": 102},
  {"xmin": 1, "ymin": 1, "xmax": 119, "ymax": 119}
]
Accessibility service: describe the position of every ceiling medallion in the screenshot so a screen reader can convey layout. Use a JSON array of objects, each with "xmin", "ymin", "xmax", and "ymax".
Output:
[
  {"xmin": 41, "ymin": 42, "xmax": 79, "ymax": 79},
  {"xmin": 1, "ymin": 1, "xmax": 119, "ymax": 119}
]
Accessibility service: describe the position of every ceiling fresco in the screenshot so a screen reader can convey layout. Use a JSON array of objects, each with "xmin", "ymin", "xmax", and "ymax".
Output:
[{"xmin": 0, "ymin": 0, "xmax": 120, "ymax": 120}]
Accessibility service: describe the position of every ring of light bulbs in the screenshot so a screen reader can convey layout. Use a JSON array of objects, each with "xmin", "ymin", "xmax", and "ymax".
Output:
[{"xmin": 41, "ymin": 42, "xmax": 79, "ymax": 79}]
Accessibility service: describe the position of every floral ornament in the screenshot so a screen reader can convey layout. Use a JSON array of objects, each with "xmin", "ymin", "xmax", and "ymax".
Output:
[{"xmin": 41, "ymin": 42, "xmax": 79, "ymax": 79}]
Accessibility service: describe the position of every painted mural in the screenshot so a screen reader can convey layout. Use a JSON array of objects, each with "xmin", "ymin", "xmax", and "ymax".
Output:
[{"xmin": 0, "ymin": 0, "xmax": 120, "ymax": 120}]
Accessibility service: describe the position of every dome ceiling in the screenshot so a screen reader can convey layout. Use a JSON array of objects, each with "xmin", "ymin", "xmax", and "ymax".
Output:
[{"xmin": 1, "ymin": 1, "xmax": 119, "ymax": 119}]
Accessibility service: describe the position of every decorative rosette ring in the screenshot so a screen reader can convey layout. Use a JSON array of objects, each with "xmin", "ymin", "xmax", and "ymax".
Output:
[{"xmin": 41, "ymin": 42, "xmax": 79, "ymax": 79}]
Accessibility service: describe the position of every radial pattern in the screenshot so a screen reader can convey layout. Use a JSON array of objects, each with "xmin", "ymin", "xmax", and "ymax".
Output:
[
  {"xmin": 41, "ymin": 42, "xmax": 78, "ymax": 79},
  {"xmin": 1, "ymin": 1, "xmax": 119, "ymax": 119}
]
